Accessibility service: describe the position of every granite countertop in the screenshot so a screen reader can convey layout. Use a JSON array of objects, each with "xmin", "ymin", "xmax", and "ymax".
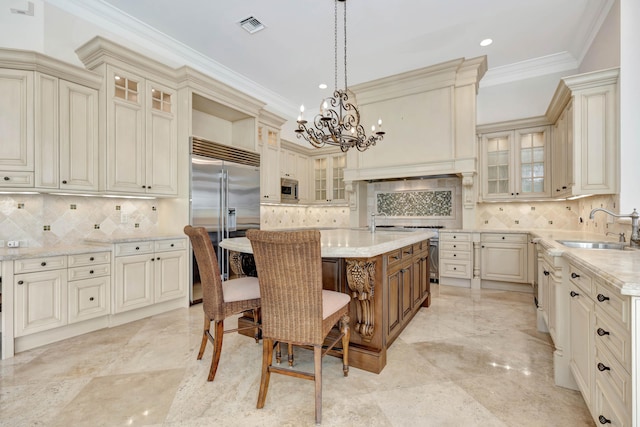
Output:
[
  {"xmin": 529, "ymin": 229, "xmax": 640, "ymax": 297},
  {"xmin": 220, "ymin": 228, "xmax": 436, "ymax": 258},
  {"xmin": 0, "ymin": 244, "xmax": 112, "ymax": 261}
]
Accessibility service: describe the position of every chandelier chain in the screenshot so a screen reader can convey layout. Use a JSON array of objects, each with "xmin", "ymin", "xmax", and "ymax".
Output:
[
  {"xmin": 343, "ymin": 0, "xmax": 347, "ymax": 91},
  {"xmin": 334, "ymin": 0, "xmax": 338, "ymax": 91}
]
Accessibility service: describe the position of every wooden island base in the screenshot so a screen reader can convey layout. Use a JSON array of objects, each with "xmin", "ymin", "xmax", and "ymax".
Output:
[{"xmin": 234, "ymin": 237, "xmax": 431, "ymax": 374}]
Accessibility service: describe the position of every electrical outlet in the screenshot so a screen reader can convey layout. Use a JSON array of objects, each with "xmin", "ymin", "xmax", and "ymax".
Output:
[{"xmin": 8, "ymin": 240, "xmax": 20, "ymax": 248}]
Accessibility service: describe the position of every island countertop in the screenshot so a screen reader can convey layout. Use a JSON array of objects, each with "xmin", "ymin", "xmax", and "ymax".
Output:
[{"xmin": 220, "ymin": 228, "xmax": 436, "ymax": 258}]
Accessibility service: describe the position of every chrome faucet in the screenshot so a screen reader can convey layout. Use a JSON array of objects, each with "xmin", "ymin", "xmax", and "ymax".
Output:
[
  {"xmin": 590, "ymin": 208, "xmax": 639, "ymax": 248},
  {"xmin": 370, "ymin": 212, "xmax": 387, "ymax": 233},
  {"xmin": 606, "ymin": 232, "xmax": 626, "ymax": 242}
]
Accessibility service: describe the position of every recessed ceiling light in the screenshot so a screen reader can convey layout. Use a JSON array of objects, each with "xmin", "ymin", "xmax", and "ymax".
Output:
[
  {"xmin": 318, "ymin": 83, "xmax": 327, "ymax": 89},
  {"xmin": 480, "ymin": 38, "xmax": 493, "ymax": 47}
]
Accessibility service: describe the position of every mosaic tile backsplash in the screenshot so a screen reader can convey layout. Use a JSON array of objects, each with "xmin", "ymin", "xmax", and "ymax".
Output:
[
  {"xmin": 377, "ymin": 190, "xmax": 452, "ymax": 217},
  {"xmin": 0, "ymin": 195, "xmax": 158, "ymax": 247}
]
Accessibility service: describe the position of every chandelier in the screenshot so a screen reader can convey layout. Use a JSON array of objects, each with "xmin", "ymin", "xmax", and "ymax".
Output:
[{"xmin": 295, "ymin": 0, "xmax": 384, "ymax": 152}]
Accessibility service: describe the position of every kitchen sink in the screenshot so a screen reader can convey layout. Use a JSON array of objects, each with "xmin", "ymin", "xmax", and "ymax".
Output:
[{"xmin": 556, "ymin": 240, "xmax": 627, "ymax": 250}]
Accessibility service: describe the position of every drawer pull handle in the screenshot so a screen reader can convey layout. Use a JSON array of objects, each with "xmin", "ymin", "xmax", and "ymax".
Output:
[
  {"xmin": 597, "ymin": 328, "xmax": 610, "ymax": 336},
  {"xmin": 151, "ymin": 258, "xmax": 155, "ymax": 261},
  {"xmin": 453, "ymin": 254, "xmax": 457, "ymax": 257},
  {"xmin": 89, "ymin": 297, "xmax": 94, "ymax": 301},
  {"xmin": 62, "ymin": 180, "xmax": 67, "ymax": 184},
  {"xmin": 543, "ymin": 270, "xmax": 550, "ymax": 276},
  {"xmin": 571, "ymin": 272, "xmax": 580, "ymax": 279},
  {"xmin": 18, "ymin": 280, "xmax": 24, "ymax": 285},
  {"xmin": 597, "ymin": 294, "xmax": 610, "ymax": 302},
  {"xmin": 570, "ymin": 291, "xmax": 579, "ymax": 297},
  {"xmin": 3, "ymin": 176, "xmax": 9, "ymax": 181},
  {"xmin": 41, "ymin": 262, "xmax": 47, "ymax": 267},
  {"xmin": 598, "ymin": 415, "xmax": 611, "ymax": 424},
  {"xmin": 90, "ymin": 257, "xmax": 94, "ymax": 261},
  {"xmin": 597, "ymin": 362, "xmax": 610, "ymax": 372},
  {"xmin": 170, "ymin": 243, "xmax": 175, "ymax": 247},
  {"xmin": 135, "ymin": 246, "xmax": 140, "ymax": 250},
  {"xmin": 89, "ymin": 270, "xmax": 94, "ymax": 274},
  {"xmin": 391, "ymin": 256, "xmax": 399, "ymax": 260}
]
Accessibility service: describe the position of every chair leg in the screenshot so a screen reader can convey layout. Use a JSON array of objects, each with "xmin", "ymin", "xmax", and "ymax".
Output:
[
  {"xmin": 197, "ymin": 317, "xmax": 210, "ymax": 360},
  {"xmin": 340, "ymin": 314, "xmax": 350, "ymax": 377},
  {"xmin": 257, "ymin": 338, "xmax": 273, "ymax": 409},
  {"xmin": 253, "ymin": 308, "xmax": 261, "ymax": 343},
  {"xmin": 207, "ymin": 320, "xmax": 224, "ymax": 382},
  {"xmin": 287, "ymin": 343, "xmax": 294, "ymax": 367},
  {"xmin": 275, "ymin": 342, "xmax": 281, "ymax": 364},
  {"xmin": 313, "ymin": 346, "xmax": 323, "ymax": 424}
]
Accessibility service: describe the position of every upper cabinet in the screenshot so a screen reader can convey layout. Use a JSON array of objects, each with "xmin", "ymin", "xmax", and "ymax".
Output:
[
  {"xmin": 0, "ymin": 51, "xmax": 102, "ymax": 193},
  {"xmin": 280, "ymin": 139, "xmax": 310, "ymax": 203},
  {"xmin": 479, "ymin": 124, "xmax": 550, "ymax": 201},
  {"xmin": 312, "ymin": 152, "xmax": 347, "ymax": 203},
  {"xmin": 256, "ymin": 110, "xmax": 286, "ymax": 202},
  {"xmin": 546, "ymin": 68, "xmax": 619, "ymax": 197}
]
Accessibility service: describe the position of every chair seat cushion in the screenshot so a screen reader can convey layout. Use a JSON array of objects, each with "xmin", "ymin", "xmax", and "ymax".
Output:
[
  {"xmin": 222, "ymin": 276, "xmax": 261, "ymax": 302},
  {"xmin": 322, "ymin": 290, "xmax": 350, "ymax": 319}
]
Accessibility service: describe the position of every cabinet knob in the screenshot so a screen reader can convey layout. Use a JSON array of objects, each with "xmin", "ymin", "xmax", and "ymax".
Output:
[
  {"xmin": 170, "ymin": 243, "xmax": 174, "ymax": 247},
  {"xmin": 501, "ymin": 236, "xmax": 505, "ymax": 239},
  {"xmin": 598, "ymin": 415, "xmax": 611, "ymax": 424},
  {"xmin": 151, "ymin": 257, "xmax": 155, "ymax": 261},
  {"xmin": 571, "ymin": 272, "xmax": 580, "ymax": 279},
  {"xmin": 597, "ymin": 362, "xmax": 610, "ymax": 372},
  {"xmin": 453, "ymin": 254, "xmax": 457, "ymax": 257},
  {"xmin": 3, "ymin": 176, "xmax": 9, "ymax": 181},
  {"xmin": 148, "ymin": 186, "xmax": 151, "ymax": 189},
  {"xmin": 543, "ymin": 270, "xmax": 550, "ymax": 276},
  {"xmin": 142, "ymin": 185, "xmax": 146, "ymax": 188},
  {"xmin": 135, "ymin": 246, "xmax": 140, "ymax": 250},
  {"xmin": 556, "ymin": 189, "xmax": 561, "ymax": 192},
  {"xmin": 18, "ymin": 280, "xmax": 24, "ymax": 285},
  {"xmin": 453, "ymin": 236, "xmax": 457, "ymax": 239},
  {"xmin": 62, "ymin": 180, "xmax": 67, "ymax": 184},
  {"xmin": 453, "ymin": 267, "xmax": 457, "ymax": 271},
  {"xmin": 597, "ymin": 294, "xmax": 610, "ymax": 302},
  {"xmin": 89, "ymin": 297, "xmax": 94, "ymax": 301},
  {"xmin": 453, "ymin": 245, "xmax": 456, "ymax": 248},
  {"xmin": 41, "ymin": 262, "xmax": 47, "ymax": 267},
  {"xmin": 90, "ymin": 257, "xmax": 94, "ymax": 261},
  {"xmin": 597, "ymin": 328, "xmax": 610, "ymax": 336},
  {"xmin": 562, "ymin": 186, "xmax": 567, "ymax": 190},
  {"xmin": 89, "ymin": 270, "xmax": 94, "ymax": 274},
  {"xmin": 156, "ymin": 257, "xmax": 160, "ymax": 260},
  {"xmin": 570, "ymin": 291, "xmax": 579, "ymax": 297}
]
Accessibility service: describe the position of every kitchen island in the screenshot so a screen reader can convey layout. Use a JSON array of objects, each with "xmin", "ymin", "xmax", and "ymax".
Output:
[{"xmin": 220, "ymin": 228, "xmax": 435, "ymax": 373}]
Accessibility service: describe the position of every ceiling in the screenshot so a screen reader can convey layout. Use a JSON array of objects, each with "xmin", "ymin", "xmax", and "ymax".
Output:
[{"xmin": 87, "ymin": 0, "xmax": 612, "ymax": 126}]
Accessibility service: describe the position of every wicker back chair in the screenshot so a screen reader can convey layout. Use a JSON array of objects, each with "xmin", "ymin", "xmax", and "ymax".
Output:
[
  {"xmin": 184, "ymin": 225, "xmax": 261, "ymax": 382},
  {"xmin": 246, "ymin": 229, "xmax": 350, "ymax": 424}
]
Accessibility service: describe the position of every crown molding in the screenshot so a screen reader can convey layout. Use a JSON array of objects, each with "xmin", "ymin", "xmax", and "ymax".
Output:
[{"xmin": 480, "ymin": 52, "xmax": 578, "ymax": 88}]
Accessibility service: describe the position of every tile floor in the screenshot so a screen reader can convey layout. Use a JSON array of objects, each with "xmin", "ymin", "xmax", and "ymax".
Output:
[{"xmin": 0, "ymin": 285, "xmax": 594, "ymax": 426}]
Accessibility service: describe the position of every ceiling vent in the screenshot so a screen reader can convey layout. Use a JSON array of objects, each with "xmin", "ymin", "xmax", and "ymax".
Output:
[{"xmin": 238, "ymin": 16, "xmax": 265, "ymax": 34}]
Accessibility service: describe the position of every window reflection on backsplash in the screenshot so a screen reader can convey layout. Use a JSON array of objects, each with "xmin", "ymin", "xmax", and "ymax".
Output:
[{"xmin": 0, "ymin": 195, "xmax": 158, "ymax": 247}]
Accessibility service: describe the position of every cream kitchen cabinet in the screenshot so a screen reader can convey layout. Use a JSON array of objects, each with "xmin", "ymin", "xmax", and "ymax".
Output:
[
  {"xmin": 550, "ymin": 101, "xmax": 574, "ymax": 198},
  {"xmin": 104, "ymin": 66, "xmax": 178, "ymax": 196},
  {"xmin": 35, "ymin": 74, "xmax": 100, "ymax": 192},
  {"xmin": 113, "ymin": 238, "xmax": 187, "ymax": 313},
  {"xmin": 0, "ymin": 68, "xmax": 34, "ymax": 187},
  {"xmin": 479, "ymin": 125, "xmax": 551, "ymax": 201},
  {"xmin": 67, "ymin": 252, "xmax": 111, "ymax": 324},
  {"xmin": 14, "ymin": 256, "xmax": 68, "ymax": 337},
  {"xmin": 439, "ymin": 231, "xmax": 472, "ymax": 287},
  {"xmin": 312, "ymin": 153, "xmax": 346, "ymax": 203},
  {"xmin": 280, "ymin": 141, "xmax": 310, "ymax": 202},
  {"xmin": 480, "ymin": 233, "xmax": 528, "ymax": 284},
  {"xmin": 546, "ymin": 68, "xmax": 619, "ymax": 196},
  {"xmin": 258, "ymin": 124, "xmax": 281, "ymax": 202}
]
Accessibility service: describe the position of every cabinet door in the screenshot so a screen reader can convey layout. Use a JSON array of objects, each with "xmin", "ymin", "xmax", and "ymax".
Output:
[
  {"xmin": 569, "ymin": 282, "xmax": 595, "ymax": 407},
  {"xmin": 0, "ymin": 69, "xmax": 34, "ymax": 172},
  {"xmin": 480, "ymin": 243, "xmax": 528, "ymax": 283},
  {"xmin": 107, "ymin": 66, "xmax": 145, "ymax": 193},
  {"xmin": 481, "ymin": 131, "xmax": 512, "ymax": 199},
  {"xmin": 68, "ymin": 276, "xmax": 110, "ymax": 323},
  {"xmin": 386, "ymin": 269, "xmax": 401, "ymax": 337},
  {"xmin": 15, "ymin": 269, "xmax": 68, "ymax": 337},
  {"xmin": 154, "ymin": 250, "xmax": 186, "ymax": 302},
  {"xmin": 34, "ymin": 73, "xmax": 59, "ymax": 189},
  {"xmin": 296, "ymin": 153, "xmax": 310, "ymax": 202},
  {"xmin": 313, "ymin": 154, "xmax": 347, "ymax": 203},
  {"xmin": 145, "ymin": 80, "xmax": 177, "ymax": 195},
  {"xmin": 260, "ymin": 143, "xmax": 281, "ymax": 201},
  {"xmin": 515, "ymin": 127, "xmax": 550, "ymax": 198},
  {"xmin": 400, "ymin": 266, "xmax": 412, "ymax": 318},
  {"xmin": 114, "ymin": 253, "xmax": 154, "ymax": 313},
  {"xmin": 59, "ymin": 80, "xmax": 99, "ymax": 191}
]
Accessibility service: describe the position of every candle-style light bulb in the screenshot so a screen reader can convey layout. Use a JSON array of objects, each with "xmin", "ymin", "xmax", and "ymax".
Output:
[
  {"xmin": 371, "ymin": 125, "xmax": 376, "ymax": 132},
  {"xmin": 322, "ymin": 101, "xmax": 328, "ymax": 116},
  {"xmin": 298, "ymin": 105, "xmax": 305, "ymax": 122}
]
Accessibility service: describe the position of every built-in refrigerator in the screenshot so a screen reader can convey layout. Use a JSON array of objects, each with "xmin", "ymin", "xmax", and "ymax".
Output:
[{"xmin": 189, "ymin": 137, "xmax": 260, "ymax": 303}]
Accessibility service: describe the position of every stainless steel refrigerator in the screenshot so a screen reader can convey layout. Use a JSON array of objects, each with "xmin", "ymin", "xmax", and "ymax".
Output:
[{"xmin": 189, "ymin": 137, "xmax": 260, "ymax": 302}]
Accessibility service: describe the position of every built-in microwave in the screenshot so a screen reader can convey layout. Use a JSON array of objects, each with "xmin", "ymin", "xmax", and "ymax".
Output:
[{"xmin": 280, "ymin": 178, "xmax": 299, "ymax": 202}]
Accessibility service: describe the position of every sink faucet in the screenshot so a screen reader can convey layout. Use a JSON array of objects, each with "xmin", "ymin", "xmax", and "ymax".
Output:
[
  {"xmin": 370, "ymin": 212, "xmax": 387, "ymax": 233},
  {"xmin": 606, "ymin": 232, "xmax": 626, "ymax": 242},
  {"xmin": 590, "ymin": 208, "xmax": 639, "ymax": 248}
]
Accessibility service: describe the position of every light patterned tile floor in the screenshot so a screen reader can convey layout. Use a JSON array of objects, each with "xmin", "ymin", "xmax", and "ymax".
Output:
[{"xmin": 0, "ymin": 285, "xmax": 594, "ymax": 426}]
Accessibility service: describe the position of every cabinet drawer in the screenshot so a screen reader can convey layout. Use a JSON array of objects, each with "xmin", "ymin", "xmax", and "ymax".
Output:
[
  {"xmin": 68, "ymin": 276, "xmax": 110, "ymax": 324},
  {"xmin": 595, "ymin": 310, "xmax": 631, "ymax": 374},
  {"xmin": 595, "ymin": 381, "xmax": 631, "ymax": 427},
  {"xmin": 568, "ymin": 264, "xmax": 593, "ymax": 296},
  {"xmin": 595, "ymin": 345, "xmax": 632, "ymax": 413},
  {"xmin": 440, "ymin": 233, "xmax": 471, "ymax": 243},
  {"xmin": 440, "ymin": 250, "xmax": 470, "ymax": 261},
  {"xmin": 14, "ymin": 255, "xmax": 67, "ymax": 274},
  {"xmin": 384, "ymin": 248, "xmax": 404, "ymax": 269},
  {"xmin": 594, "ymin": 282, "xmax": 629, "ymax": 331},
  {"xmin": 440, "ymin": 241, "xmax": 471, "ymax": 252},
  {"xmin": 115, "ymin": 241, "xmax": 154, "ymax": 256},
  {"xmin": 412, "ymin": 240, "xmax": 429, "ymax": 254},
  {"xmin": 154, "ymin": 238, "xmax": 186, "ymax": 252},
  {"xmin": 481, "ymin": 233, "xmax": 528, "ymax": 243},
  {"xmin": 68, "ymin": 264, "xmax": 111, "ymax": 281},
  {"xmin": 440, "ymin": 260, "xmax": 471, "ymax": 279},
  {"xmin": 68, "ymin": 251, "xmax": 111, "ymax": 267},
  {"xmin": 0, "ymin": 171, "xmax": 34, "ymax": 187}
]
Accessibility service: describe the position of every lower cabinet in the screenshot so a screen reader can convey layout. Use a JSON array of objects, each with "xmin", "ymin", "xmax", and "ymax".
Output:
[
  {"xmin": 480, "ymin": 233, "xmax": 528, "ymax": 283},
  {"xmin": 68, "ymin": 252, "xmax": 111, "ymax": 323},
  {"xmin": 439, "ymin": 232, "xmax": 472, "ymax": 283},
  {"xmin": 113, "ymin": 238, "xmax": 186, "ymax": 313}
]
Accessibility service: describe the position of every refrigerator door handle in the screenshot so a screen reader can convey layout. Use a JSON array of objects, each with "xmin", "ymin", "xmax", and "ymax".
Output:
[{"xmin": 219, "ymin": 170, "xmax": 227, "ymax": 279}]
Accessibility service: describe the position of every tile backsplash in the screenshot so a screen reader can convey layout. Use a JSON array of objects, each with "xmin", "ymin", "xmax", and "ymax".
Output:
[
  {"xmin": 260, "ymin": 204, "xmax": 350, "ymax": 230},
  {"xmin": 0, "ymin": 195, "xmax": 158, "ymax": 247}
]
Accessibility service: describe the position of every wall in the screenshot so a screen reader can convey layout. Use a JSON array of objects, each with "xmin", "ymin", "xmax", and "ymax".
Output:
[
  {"xmin": 0, "ymin": 194, "xmax": 158, "ymax": 247},
  {"xmin": 579, "ymin": 0, "xmax": 620, "ymax": 74}
]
